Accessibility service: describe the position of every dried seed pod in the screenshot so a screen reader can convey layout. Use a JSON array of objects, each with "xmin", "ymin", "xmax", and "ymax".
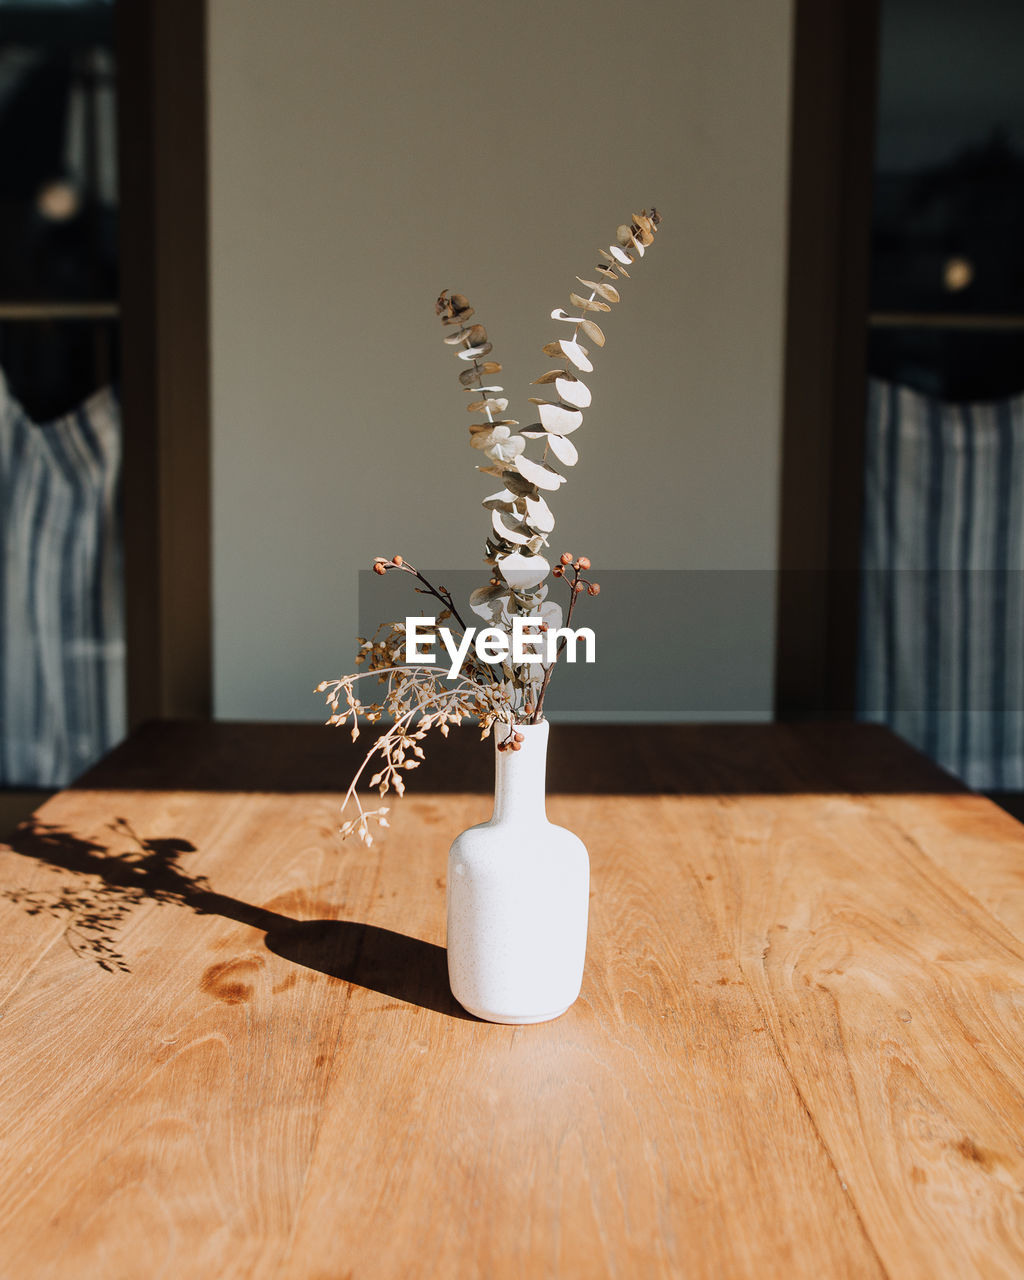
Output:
[{"xmin": 569, "ymin": 292, "xmax": 611, "ymax": 314}]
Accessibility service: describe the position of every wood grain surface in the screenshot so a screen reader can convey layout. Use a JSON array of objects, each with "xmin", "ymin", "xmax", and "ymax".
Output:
[{"xmin": 0, "ymin": 722, "xmax": 1021, "ymax": 1279}]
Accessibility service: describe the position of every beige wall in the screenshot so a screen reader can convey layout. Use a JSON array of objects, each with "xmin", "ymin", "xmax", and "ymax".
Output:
[{"xmin": 208, "ymin": 0, "xmax": 794, "ymax": 720}]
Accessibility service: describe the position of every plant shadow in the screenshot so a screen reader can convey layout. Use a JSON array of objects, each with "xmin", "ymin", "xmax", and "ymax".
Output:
[{"xmin": 1, "ymin": 817, "xmax": 473, "ymax": 1018}]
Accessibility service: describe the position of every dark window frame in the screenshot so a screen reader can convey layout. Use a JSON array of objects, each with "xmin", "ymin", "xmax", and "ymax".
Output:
[
  {"xmin": 117, "ymin": 0, "xmax": 211, "ymax": 725},
  {"xmin": 774, "ymin": 0, "xmax": 881, "ymax": 719}
]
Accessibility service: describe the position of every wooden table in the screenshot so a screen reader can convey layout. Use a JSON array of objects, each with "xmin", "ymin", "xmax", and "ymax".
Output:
[{"xmin": 1, "ymin": 722, "xmax": 1023, "ymax": 1279}]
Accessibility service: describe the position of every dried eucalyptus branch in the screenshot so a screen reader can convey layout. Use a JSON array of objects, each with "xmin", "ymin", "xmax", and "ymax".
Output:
[{"xmin": 436, "ymin": 208, "xmax": 662, "ymax": 622}]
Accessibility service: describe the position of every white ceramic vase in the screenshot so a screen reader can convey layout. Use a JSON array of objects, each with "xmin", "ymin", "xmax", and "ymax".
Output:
[{"xmin": 446, "ymin": 719, "xmax": 590, "ymax": 1024}]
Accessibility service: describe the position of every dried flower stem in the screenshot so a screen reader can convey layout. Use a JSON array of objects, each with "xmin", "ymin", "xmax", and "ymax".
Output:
[
  {"xmin": 374, "ymin": 556, "xmax": 470, "ymax": 633},
  {"xmin": 320, "ymin": 660, "xmax": 514, "ymax": 843},
  {"xmin": 530, "ymin": 557, "xmax": 598, "ymax": 723}
]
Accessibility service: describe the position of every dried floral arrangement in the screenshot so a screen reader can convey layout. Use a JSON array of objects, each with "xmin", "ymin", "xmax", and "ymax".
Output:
[{"xmin": 318, "ymin": 209, "xmax": 663, "ymax": 843}]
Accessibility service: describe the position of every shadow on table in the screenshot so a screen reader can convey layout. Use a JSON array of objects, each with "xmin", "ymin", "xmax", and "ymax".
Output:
[{"xmin": 0, "ymin": 817, "xmax": 472, "ymax": 1018}]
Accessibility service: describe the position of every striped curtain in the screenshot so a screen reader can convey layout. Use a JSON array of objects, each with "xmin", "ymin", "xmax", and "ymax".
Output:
[
  {"xmin": 858, "ymin": 378, "xmax": 1024, "ymax": 790},
  {"xmin": 0, "ymin": 372, "xmax": 125, "ymax": 786}
]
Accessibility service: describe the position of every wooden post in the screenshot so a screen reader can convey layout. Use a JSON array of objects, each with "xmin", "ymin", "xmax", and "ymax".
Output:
[
  {"xmin": 774, "ymin": 0, "xmax": 880, "ymax": 718},
  {"xmin": 117, "ymin": 0, "xmax": 211, "ymax": 725}
]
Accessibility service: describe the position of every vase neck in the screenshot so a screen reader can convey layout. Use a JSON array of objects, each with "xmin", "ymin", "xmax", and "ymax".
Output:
[{"xmin": 492, "ymin": 720, "xmax": 549, "ymax": 824}]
